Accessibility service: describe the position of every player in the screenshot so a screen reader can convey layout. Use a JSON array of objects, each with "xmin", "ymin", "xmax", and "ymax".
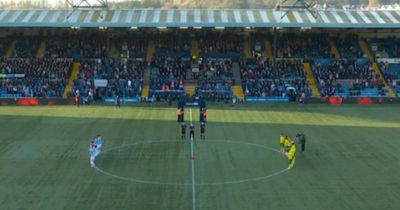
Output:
[
  {"xmin": 75, "ymin": 89, "xmax": 80, "ymax": 107},
  {"xmin": 279, "ymin": 134, "xmax": 285, "ymax": 152},
  {"xmin": 189, "ymin": 124, "xmax": 195, "ymax": 140},
  {"xmin": 181, "ymin": 123, "xmax": 187, "ymax": 140},
  {"xmin": 89, "ymin": 140, "xmax": 97, "ymax": 167},
  {"xmin": 115, "ymin": 93, "xmax": 121, "ymax": 108},
  {"xmin": 88, "ymin": 136, "xmax": 103, "ymax": 167},
  {"xmin": 200, "ymin": 122, "xmax": 205, "ymax": 140},
  {"xmin": 296, "ymin": 133, "xmax": 306, "ymax": 152},
  {"xmin": 287, "ymin": 143, "xmax": 297, "ymax": 169},
  {"xmin": 284, "ymin": 136, "xmax": 291, "ymax": 152},
  {"xmin": 94, "ymin": 135, "xmax": 103, "ymax": 150}
]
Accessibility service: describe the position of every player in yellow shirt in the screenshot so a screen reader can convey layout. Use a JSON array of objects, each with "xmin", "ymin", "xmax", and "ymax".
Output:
[
  {"xmin": 279, "ymin": 134, "xmax": 285, "ymax": 152},
  {"xmin": 287, "ymin": 143, "xmax": 297, "ymax": 169},
  {"xmin": 284, "ymin": 137, "xmax": 292, "ymax": 153}
]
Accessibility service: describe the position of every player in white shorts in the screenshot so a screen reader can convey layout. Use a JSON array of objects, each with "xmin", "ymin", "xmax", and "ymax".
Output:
[{"xmin": 89, "ymin": 136, "xmax": 103, "ymax": 167}]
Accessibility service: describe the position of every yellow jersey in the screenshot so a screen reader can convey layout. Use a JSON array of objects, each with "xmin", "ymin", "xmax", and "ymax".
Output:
[
  {"xmin": 289, "ymin": 144, "xmax": 297, "ymax": 156},
  {"xmin": 279, "ymin": 135, "xmax": 285, "ymax": 144},
  {"xmin": 284, "ymin": 138, "xmax": 290, "ymax": 148}
]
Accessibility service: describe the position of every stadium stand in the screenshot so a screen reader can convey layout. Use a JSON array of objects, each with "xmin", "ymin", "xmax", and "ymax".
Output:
[
  {"xmin": 312, "ymin": 59, "xmax": 387, "ymax": 97},
  {"xmin": 117, "ymin": 34, "xmax": 148, "ymax": 59},
  {"xmin": 198, "ymin": 32, "xmax": 243, "ymax": 60},
  {"xmin": 153, "ymin": 32, "xmax": 191, "ymax": 59},
  {"xmin": 71, "ymin": 59, "xmax": 145, "ymax": 102},
  {"xmin": 276, "ymin": 32, "xmax": 332, "ymax": 59},
  {"xmin": 149, "ymin": 57, "xmax": 188, "ymax": 101},
  {"xmin": 0, "ymin": 58, "xmax": 72, "ymax": 98},
  {"xmin": 368, "ymin": 37, "xmax": 400, "ymax": 59},
  {"xmin": 332, "ymin": 35, "xmax": 366, "ymax": 59},
  {"xmin": 12, "ymin": 38, "xmax": 40, "ymax": 58},
  {"xmin": 195, "ymin": 59, "xmax": 233, "ymax": 101},
  {"xmin": 240, "ymin": 58, "xmax": 310, "ymax": 99},
  {"xmin": 45, "ymin": 34, "xmax": 107, "ymax": 59}
]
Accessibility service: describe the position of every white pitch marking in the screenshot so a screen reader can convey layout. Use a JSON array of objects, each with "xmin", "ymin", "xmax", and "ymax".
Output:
[
  {"xmin": 189, "ymin": 108, "xmax": 196, "ymax": 210},
  {"xmin": 93, "ymin": 140, "xmax": 289, "ymax": 186}
]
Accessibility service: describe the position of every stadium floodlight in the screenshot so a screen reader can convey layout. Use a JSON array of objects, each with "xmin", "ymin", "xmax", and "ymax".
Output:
[{"xmin": 275, "ymin": 0, "xmax": 318, "ymax": 19}]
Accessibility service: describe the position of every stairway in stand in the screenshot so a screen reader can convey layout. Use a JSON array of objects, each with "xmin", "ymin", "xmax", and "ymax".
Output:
[
  {"xmin": 35, "ymin": 40, "xmax": 46, "ymax": 58},
  {"xmin": 243, "ymin": 38, "xmax": 252, "ymax": 59},
  {"xmin": 232, "ymin": 62, "xmax": 244, "ymax": 100},
  {"xmin": 263, "ymin": 38, "xmax": 273, "ymax": 59},
  {"xmin": 303, "ymin": 63, "xmax": 320, "ymax": 98},
  {"xmin": 141, "ymin": 65, "xmax": 151, "ymax": 98},
  {"xmin": 63, "ymin": 62, "xmax": 81, "ymax": 99},
  {"xmin": 329, "ymin": 40, "xmax": 340, "ymax": 59},
  {"xmin": 359, "ymin": 39, "xmax": 395, "ymax": 98},
  {"xmin": 5, "ymin": 40, "xmax": 16, "ymax": 58}
]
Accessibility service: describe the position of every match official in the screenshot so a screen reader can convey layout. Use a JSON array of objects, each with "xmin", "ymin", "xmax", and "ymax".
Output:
[
  {"xmin": 181, "ymin": 123, "xmax": 187, "ymax": 140},
  {"xmin": 296, "ymin": 133, "xmax": 306, "ymax": 152},
  {"xmin": 189, "ymin": 124, "xmax": 195, "ymax": 140},
  {"xmin": 200, "ymin": 122, "xmax": 205, "ymax": 140}
]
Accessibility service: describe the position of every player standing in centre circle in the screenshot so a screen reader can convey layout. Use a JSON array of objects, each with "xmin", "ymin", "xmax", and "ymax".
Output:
[
  {"xmin": 200, "ymin": 122, "xmax": 205, "ymax": 140},
  {"xmin": 189, "ymin": 124, "xmax": 195, "ymax": 140},
  {"xmin": 181, "ymin": 123, "xmax": 187, "ymax": 140}
]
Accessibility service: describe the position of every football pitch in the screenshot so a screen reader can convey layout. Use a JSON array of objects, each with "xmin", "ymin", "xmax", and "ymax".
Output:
[{"xmin": 0, "ymin": 104, "xmax": 400, "ymax": 210}]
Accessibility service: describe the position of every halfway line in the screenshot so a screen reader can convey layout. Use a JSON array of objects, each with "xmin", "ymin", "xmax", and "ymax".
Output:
[{"xmin": 189, "ymin": 108, "xmax": 196, "ymax": 210}]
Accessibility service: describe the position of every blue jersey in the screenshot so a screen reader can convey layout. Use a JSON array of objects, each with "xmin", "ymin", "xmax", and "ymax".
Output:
[{"xmin": 95, "ymin": 137, "xmax": 102, "ymax": 146}]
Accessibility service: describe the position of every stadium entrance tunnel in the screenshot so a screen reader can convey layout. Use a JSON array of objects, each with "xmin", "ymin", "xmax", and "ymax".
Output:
[{"xmin": 94, "ymin": 140, "xmax": 289, "ymax": 186}]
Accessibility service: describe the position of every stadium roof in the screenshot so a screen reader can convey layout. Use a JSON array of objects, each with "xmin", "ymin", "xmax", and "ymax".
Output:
[{"xmin": 0, "ymin": 9, "xmax": 400, "ymax": 28}]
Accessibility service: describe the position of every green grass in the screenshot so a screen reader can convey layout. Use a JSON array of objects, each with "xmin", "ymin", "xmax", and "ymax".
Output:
[{"xmin": 0, "ymin": 104, "xmax": 400, "ymax": 210}]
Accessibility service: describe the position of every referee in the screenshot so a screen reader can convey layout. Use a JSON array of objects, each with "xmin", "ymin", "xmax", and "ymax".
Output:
[{"xmin": 296, "ymin": 133, "xmax": 306, "ymax": 152}]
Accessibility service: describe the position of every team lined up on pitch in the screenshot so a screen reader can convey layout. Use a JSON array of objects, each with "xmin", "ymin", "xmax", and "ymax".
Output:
[{"xmin": 280, "ymin": 133, "xmax": 306, "ymax": 169}]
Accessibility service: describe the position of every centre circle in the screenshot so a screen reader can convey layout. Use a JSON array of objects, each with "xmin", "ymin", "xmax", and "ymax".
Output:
[{"xmin": 94, "ymin": 140, "xmax": 289, "ymax": 186}]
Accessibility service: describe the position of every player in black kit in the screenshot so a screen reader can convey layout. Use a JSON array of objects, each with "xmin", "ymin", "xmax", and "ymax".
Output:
[
  {"xmin": 181, "ymin": 123, "xmax": 187, "ymax": 140},
  {"xmin": 200, "ymin": 122, "xmax": 205, "ymax": 140},
  {"xmin": 189, "ymin": 125, "xmax": 195, "ymax": 140}
]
